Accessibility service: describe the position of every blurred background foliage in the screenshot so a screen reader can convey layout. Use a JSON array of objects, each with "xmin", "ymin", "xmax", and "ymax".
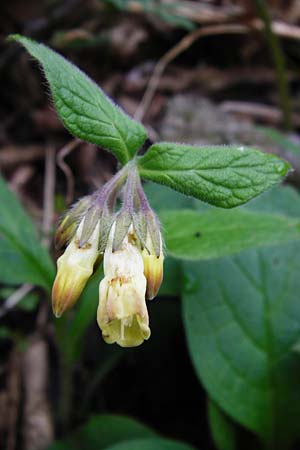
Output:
[{"xmin": 2, "ymin": 1, "xmax": 300, "ymax": 450}]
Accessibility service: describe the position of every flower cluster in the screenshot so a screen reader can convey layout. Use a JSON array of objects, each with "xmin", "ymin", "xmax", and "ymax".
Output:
[{"xmin": 52, "ymin": 165, "xmax": 164, "ymax": 347}]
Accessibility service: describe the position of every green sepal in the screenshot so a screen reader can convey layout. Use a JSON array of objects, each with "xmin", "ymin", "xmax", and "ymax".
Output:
[
  {"xmin": 79, "ymin": 204, "xmax": 102, "ymax": 248},
  {"xmin": 112, "ymin": 211, "xmax": 132, "ymax": 251}
]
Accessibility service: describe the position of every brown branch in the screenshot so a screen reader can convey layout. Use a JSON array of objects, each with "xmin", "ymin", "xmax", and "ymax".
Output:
[
  {"xmin": 56, "ymin": 139, "xmax": 81, "ymax": 205},
  {"xmin": 220, "ymin": 100, "xmax": 300, "ymax": 126},
  {"xmin": 134, "ymin": 23, "xmax": 247, "ymax": 123},
  {"xmin": 42, "ymin": 145, "xmax": 56, "ymax": 247},
  {"xmin": 22, "ymin": 338, "xmax": 54, "ymax": 450},
  {"xmin": 134, "ymin": 16, "xmax": 300, "ymax": 124}
]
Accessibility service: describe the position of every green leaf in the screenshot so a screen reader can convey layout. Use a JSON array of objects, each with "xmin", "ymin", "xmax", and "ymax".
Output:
[
  {"xmin": 159, "ymin": 257, "xmax": 182, "ymax": 297},
  {"xmin": 182, "ymin": 186, "xmax": 300, "ymax": 448},
  {"xmin": 256, "ymin": 126, "xmax": 300, "ymax": 156},
  {"xmin": 242, "ymin": 184, "xmax": 300, "ymax": 217},
  {"xmin": 10, "ymin": 34, "xmax": 147, "ymax": 165},
  {"xmin": 55, "ymin": 266, "xmax": 102, "ymax": 363},
  {"xmin": 73, "ymin": 415, "xmax": 156, "ymax": 450},
  {"xmin": 0, "ymin": 177, "xmax": 54, "ymax": 289},
  {"xmin": 138, "ymin": 142, "xmax": 291, "ymax": 208},
  {"xmin": 143, "ymin": 181, "xmax": 195, "ymax": 212},
  {"xmin": 47, "ymin": 443, "xmax": 74, "ymax": 450},
  {"xmin": 103, "ymin": 438, "xmax": 196, "ymax": 450},
  {"xmin": 161, "ymin": 209, "xmax": 300, "ymax": 260},
  {"xmin": 183, "ymin": 244, "xmax": 300, "ymax": 448},
  {"xmin": 47, "ymin": 415, "xmax": 157, "ymax": 450},
  {"xmin": 0, "ymin": 327, "xmax": 12, "ymax": 340},
  {"xmin": 18, "ymin": 292, "xmax": 40, "ymax": 311},
  {"xmin": 208, "ymin": 400, "xmax": 237, "ymax": 450}
]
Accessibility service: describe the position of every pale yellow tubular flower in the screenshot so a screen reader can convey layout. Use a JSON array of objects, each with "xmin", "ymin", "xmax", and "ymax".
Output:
[
  {"xmin": 97, "ymin": 224, "xmax": 150, "ymax": 347},
  {"xmin": 52, "ymin": 220, "xmax": 100, "ymax": 318},
  {"xmin": 142, "ymin": 232, "xmax": 164, "ymax": 300}
]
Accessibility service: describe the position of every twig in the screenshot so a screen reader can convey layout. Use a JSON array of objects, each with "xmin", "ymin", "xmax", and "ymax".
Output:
[
  {"xmin": 56, "ymin": 138, "xmax": 81, "ymax": 205},
  {"xmin": 127, "ymin": 0, "xmax": 242, "ymax": 24},
  {"xmin": 134, "ymin": 23, "xmax": 247, "ymax": 122},
  {"xmin": 258, "ymin": 20, "xmax": 300, "ymax": 40},
  {"xmin": 6, "ymin": 348, "xmax": 21, "ymax": 450},
  {"xmin": 220, "ymin": 101, "xmax": 300, "ymax": 126},
  {"xmin": 134, "ymin": 16, "xmax": 300, "ymax": 124},
  {"xmin": 0, "ymin": 145, "xmax": 44, "ymax": 169},
  {"xmin": 20, "ymin": 145, "xmax": 56, "ymax": 449},
  {"xmin": 22, "ymin": 338, "xmax": 54, "ymax": 450},
  {"xmin": 0, "ymin": 284, "xmax": 33, "ymax": 318},
  {"xmin": 42, "ymin": 144, "xmax": 56, "ymax": 247}
]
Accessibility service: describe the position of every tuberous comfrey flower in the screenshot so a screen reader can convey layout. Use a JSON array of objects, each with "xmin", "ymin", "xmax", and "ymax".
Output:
[
  {"xmin": 97, "ymin": 224, "xmax": 150, "ymax": 347},
  {"xmin": 134, "ymin": 183, "xmax": 164, "ymax": 300},
  {"xmin": 52, "ymin": 220, "xmax": 100, "ymax": 317},
  {"xmin": 142, "ymin": 230, "xmax": 164, "ymax": 300},
  {"xmin": 52, "ymin": 164, "xmax": 164, "ymax": 347}
]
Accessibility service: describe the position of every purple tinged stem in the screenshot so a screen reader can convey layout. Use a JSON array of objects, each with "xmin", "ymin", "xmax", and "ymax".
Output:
[
  {"xmin": 95, "ymin": 165, "xmax": 129, "ymax": 209},
  {"xmin": 123, "ymin": 167, "xmax": 138, "ymax": 214},
  {"xmin": 136, "ymin": 176, "xmax": 152, "ymax": 213}
]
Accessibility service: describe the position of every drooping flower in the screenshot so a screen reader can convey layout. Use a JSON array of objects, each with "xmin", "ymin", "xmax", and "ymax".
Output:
[
  {"xmin": 52, "ymin": 220, "xmax": 100, "ymax": 317},
  {"xmin": 97, "ymin": 224, "xmax": 150, "ymax": 347},
  {"xmin": 52, "ymin": 164, "xmax": 164, "ymax": 347}
]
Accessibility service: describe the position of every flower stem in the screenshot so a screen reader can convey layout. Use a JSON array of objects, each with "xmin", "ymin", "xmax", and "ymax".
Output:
[
  {"xmin": 96, "ymin": 164, "xmax": 129, "ymax": 208},
  {"xmin": 123, "ymin": 166, "xmax": 138, "ymax": 214},
  {"xmin": 136, "ymin": 175, "xmax": 151, "ymax": 213}
]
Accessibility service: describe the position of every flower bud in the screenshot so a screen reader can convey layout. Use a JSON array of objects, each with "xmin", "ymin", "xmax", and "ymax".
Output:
[
  {"xmin": 52, "ymin": 221, "xmax": 100, "ymax": 317},
  {"xmin": 55, "ymin": 196, "xmax": 92, "ymax": 249},
  {"xmin": 142, "ymin": 231, "xmax": 164, "ymax": 300},
  {"xmin": 97, "ymin": 225, "xmax": 150, "ymax": 347}
]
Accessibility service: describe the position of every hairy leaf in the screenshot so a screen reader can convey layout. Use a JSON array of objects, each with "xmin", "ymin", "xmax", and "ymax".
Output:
[
  {"xmin": 10, "ymin": 34, "xmax": 147, "ymax": 165},
  {"xmin": 138, "ymin": 143, "xmax": 291, "ymax": 208}
]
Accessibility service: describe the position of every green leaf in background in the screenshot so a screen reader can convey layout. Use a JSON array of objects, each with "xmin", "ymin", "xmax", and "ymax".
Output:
[
  {"xmin": 182, "ymin": 187, "xmax": 300, "ymax": 448},
  {"xmin": 143, "ymin": 181, "xmax": 188, "ymax": 298},
  {"xmin": 0, "ymin": 286, "xmax": 40, "ymax": 312},
  {"xmin": 56, "ymin": 266, "xmax": 102, "ymax": 363},
  {"xmin": 46, "ymin": 443, "xmax": 74, "ymax": 450},
  {"xmin": 10, "ymin": 34, "xmax": 147, "ymax": 165},
  {"xmin": 161, "ymin": 209, "xmax": 300, "ymax": 260},
  {"xmin": 257, "ymin": 126, "xmax": 300, "ymax": 156},
  {"xmin": 103, "ymin": 0, "xmax": 195, "ymax": 30},
  {"xmin": 104, "ymin": 437, "xmax": 196, "ymax": 450},
  {"xmin": 138, "ymin": 142, "xmax": 291, "ymax": 208},
  {"xmin": 0, "ymin": 177, "xmax": 54, "ymax": 289},
  {"xmin": 144, "ymin": 180, "xmax": 195, "ymax": 212},
  {"xmin": 72, "ymin": 415, "xmax": 156, "ymax": 450},
  {"xmin": 208, "ymin": 400, "xmax": 236, "ymax": 450},
  {"xmin": 243, "ymin": 184, "xmax": 300, "ymax": 217},
  {"xmin": 47, "ymin": 414, "xmax": 157, "ymax": 450},
  {"xmin": 159, "ymin": 257, "xmax": 182, "ymax": 297},
  {"xmin": 18, "ymin": 292, "xmax": 40, "ymax": 311}
]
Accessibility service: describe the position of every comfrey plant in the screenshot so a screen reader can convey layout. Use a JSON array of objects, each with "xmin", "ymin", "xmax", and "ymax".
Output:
[{"xmin": 10, "ymin": 35, "xmax": 291, "ymax": 348}]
